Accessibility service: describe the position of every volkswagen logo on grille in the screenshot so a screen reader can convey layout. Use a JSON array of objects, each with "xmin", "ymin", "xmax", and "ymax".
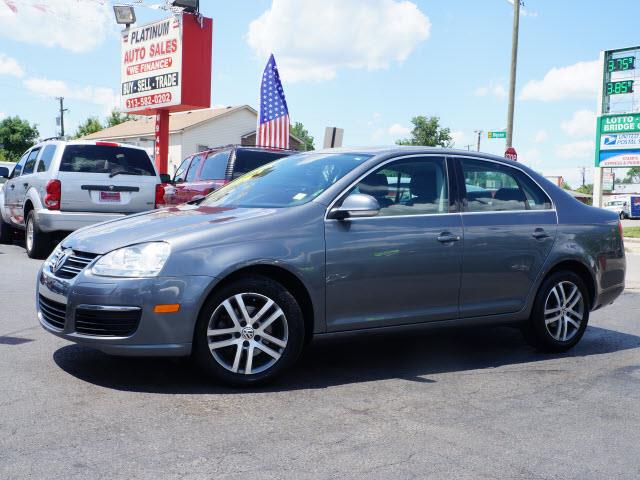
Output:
[{"xmin": 52, "ymin": 249, "xmax": 72, "ymax": 273}]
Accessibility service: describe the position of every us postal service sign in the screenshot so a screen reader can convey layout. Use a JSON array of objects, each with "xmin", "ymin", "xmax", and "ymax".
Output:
[{"xmin": 121, "ymin": 17, "xmax": 182, "ymax": 112}]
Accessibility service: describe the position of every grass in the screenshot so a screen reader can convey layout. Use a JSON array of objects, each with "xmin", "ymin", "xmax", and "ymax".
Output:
[{"xmin": 624, "ymin": 226, "xmax": 640, "ymax": 238}]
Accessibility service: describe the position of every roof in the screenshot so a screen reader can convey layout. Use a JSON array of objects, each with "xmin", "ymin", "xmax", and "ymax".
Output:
[
  {"xmin": 81, "ymin": 105, "xmax": 256, "ymax": 140},
  {"xmin": 564, "ymin": 189, "xmax": 592, "ymax": 198}
]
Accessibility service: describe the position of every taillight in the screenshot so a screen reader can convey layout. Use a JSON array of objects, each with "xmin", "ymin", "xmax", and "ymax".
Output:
[
  {"xmin": 95, "ymin": 141, "xmax": 119, "ymax": 147},
  {"xmin": 618, "ymin": 220, "xmax": 624, "ymax": 246},
  {"xmin": 155, "ymin": 183, "xmax": 165, "ymax": 209},
  {"xmin": 44, "ymin": 180, "xmax": 61, "ymax": 210}
]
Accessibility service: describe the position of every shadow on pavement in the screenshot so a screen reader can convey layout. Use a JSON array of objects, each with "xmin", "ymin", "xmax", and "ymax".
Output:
[{"xmin": 53, "ymin": 322, "xmax": 640, "ymax": 394}]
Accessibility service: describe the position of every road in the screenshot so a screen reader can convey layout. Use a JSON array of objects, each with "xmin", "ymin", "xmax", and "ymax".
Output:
[{"xmin": 1, "ymin": 243, "xmax": 639, "ymax": 480}]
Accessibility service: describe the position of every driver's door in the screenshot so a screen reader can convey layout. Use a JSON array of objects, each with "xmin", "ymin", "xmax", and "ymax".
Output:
[
  {"xmin": 324, "ymin": 156, "xmax": 463, "ymax": 332},
  {"xmin": 4, "ymin": 152, "xmax": 28, "ymax": 226}
]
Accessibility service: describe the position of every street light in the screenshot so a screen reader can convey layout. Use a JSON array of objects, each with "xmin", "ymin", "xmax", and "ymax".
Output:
[
  {"xmin": 172, "ymin": 0, "xmax": 199, "ymax": 13},
  {"xmin": 113, "ymin": 5, "xmax": 136, "ymax": 26}
]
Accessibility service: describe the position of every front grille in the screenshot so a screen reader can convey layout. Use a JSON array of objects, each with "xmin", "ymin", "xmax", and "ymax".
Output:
[
  {"xmin": 39, "ymin": 295, "xmax": 67, "ymax": 330},
  {"xmin": 55, "ymin": 251, "xmax": 99, "ymax": 279},
  {"xmin": 74, "ymin": 307, "xmax": 141, "ymax": 337}
]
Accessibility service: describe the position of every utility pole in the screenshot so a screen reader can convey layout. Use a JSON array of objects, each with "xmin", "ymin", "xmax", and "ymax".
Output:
[
  {"xmin": 505, "ymin": 0, "xmax": 521, "ymax": 149},
  {"xmin": 464, "ymin": 144, "xmax": 474, "ymax": 151},
  {"xmin": 474, "ymin": 130, "xmax": 483, "ymax": 152},
  {"xmin": 56, "ymin": 97, "xmax": 68, "ymax": 138},
  {"xmin": 579, "ymin": 166, "xmax": 586, "ymax": 187}
]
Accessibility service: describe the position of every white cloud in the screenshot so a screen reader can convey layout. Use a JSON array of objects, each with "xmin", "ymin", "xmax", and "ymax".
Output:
[
  {"xmin": 451, "ymin": 130, "xmax": 465, "ymax": 146},
  {"xmin": 0, "ymin": 53, "xmax": 23, "ymax": 77},
  {"xmin": 555, "ymin": 140, "xmax": 594, "ymax": 160},
  {"xmin": 388, "ymin": 123, "xmax": 410, "ymax": 137},
  {"xmin": 0, "ymin": 0, "xmax": 113, "ymax": 53},
  {"xmin": 560, "ymin": 109, "xmax": 596, "ymax": 138},
  {"xmin": 247, "ymin": 0, "xmax": 431, "ymax": 82},
  {"xmin": 520, "ymin": 60, "xmax": 599, "ymax": 101},
  {"xmin": 534, "ymin": 130, "xmax": 548, "ymax": 143},
  {"xmin": 23, "ymin": 77, "xmax": 118, "ymax": 112},
  {"xmin": 474, "ymin": 82, "xmax": 506, "ymax": 99}
]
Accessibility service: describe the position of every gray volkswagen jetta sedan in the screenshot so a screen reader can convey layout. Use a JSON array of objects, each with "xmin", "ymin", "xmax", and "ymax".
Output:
[{"xmin": 37, "ymin": 148, "xmax": 626, "ymax": 386}]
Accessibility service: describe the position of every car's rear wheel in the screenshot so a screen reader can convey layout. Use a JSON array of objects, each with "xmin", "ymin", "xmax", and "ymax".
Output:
[
  {"xmin": 523, "ymin": 270, "xmax": 589, "ymax": 352},
  {"xmin": 193, "ymin": 275, "xmax": 305, "ymax": 386},
  {"xmin": 0, "ymin": 215, "xmax": 13, "ymax": 244},
  {"xmin": 25, "ymin": 211, "xmax": 53, "ymax": 259}
]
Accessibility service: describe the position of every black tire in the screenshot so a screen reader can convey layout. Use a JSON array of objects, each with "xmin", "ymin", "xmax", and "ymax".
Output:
[
  {"xmin": 25, "ymin": 210, "xmax": 53, "ymax": 259},
  {"xmin": 523, "ymin": 270, "xmax": 590, "ymax": 353},
  {"xmin": 0, "ymin": 215, "xmax": 13, "ymax": 244},
  {"xmin": 193, "ymin": 275, "xmax": 305, "ymax": 387}
]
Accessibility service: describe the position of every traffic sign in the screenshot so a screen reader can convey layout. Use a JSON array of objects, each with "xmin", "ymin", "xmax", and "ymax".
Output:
[
  {"xmin": 505, "ymin": 147, "xmax": 517, "ymax": 161},
  {"xmin": 488, "ymin": 131, "xmax": 506, "ymax": 139}
]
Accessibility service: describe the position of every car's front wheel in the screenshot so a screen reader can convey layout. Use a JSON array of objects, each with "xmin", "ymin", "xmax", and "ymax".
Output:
[
  {"xmin": 523, "ymin": 270, "xmax": 589, "ymax": 352},
  {"xmin": 193, "ymin": 275, "xmax": 305, "ymax": 386},
  {"xmin": 25, "ymin": 211, "xmax": 53, "ymax": 259}
]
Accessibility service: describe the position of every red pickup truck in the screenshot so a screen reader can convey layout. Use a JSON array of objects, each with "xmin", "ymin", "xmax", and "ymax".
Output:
[{"xmin": 162, "ymin": 145, "xmax": 295, "ymax": 205}]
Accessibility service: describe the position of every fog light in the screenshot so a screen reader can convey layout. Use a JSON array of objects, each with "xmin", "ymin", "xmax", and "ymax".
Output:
[{"xmin": 154, "ymin": 304, "xmax": 180, "ymax": 313}]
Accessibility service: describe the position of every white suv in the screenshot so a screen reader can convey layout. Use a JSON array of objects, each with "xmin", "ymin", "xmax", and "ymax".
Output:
[{"xmin": 0, "ymin": 140, "xmax": 163, "ymax": 258}]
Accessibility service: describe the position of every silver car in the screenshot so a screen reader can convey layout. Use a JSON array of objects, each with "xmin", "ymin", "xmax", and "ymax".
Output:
[
  {"xmin": 0, "ymin": 140, "xmax": 162, "ymax": 258},
  {"xmin": 36, "ymin": 148, "xmax": 626, "ymax": 386}
]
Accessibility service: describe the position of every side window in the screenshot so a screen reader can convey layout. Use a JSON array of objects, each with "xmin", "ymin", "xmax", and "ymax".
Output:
[
  {"xmin": 22, "ymin": 148, "xmax": 40, "ymax": 175},
  {"xmin": 37, "ymin": 145, "xmax": 57, "ymax": 172},
  {"xmin": 186, "ymin": 154, "xmax": 204, "ymax": 182},
  {"xmin": 200, "ymin": 150, "xmax": 230, "ymax": 180},
  {"xmin": 173, "ymin": 158, "xmax": 191, "ymax": 183},
  {"xmin": 349, "ymin": 157, "xmax": 449, "ymax": 216},
  {"xmin": 10, "ymin": 152, "xmax": 29, "ymax": 178},
  {"xmin": 461, "ymin": 158, "xmax": 550, "ymax": 212}
]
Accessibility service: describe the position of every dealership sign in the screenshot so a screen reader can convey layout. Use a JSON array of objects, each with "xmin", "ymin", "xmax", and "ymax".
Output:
[
  {"xmin": 120, "ymin": 14, "xmax": 212, "ymax": 116},
  {"xmin": 121, "ymin": 17, "xmax": 182, "ymax": 112}
]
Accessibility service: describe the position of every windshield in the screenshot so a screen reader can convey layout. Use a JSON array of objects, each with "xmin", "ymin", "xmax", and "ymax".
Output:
[{"xmin": 200, "ymin": 152, "xmax": 372, "ymax": 208}]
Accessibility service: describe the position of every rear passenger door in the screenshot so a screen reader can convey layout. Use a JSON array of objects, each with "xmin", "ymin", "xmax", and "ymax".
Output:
[
  {"xmin": 455, "ymin": 157, "xmax": 557, "ymax": 317},
  {"xmin": 14, "ymin": 147, "xmax": 40, "ymax": 225},
  {"xmin": 4, "ymin": 152, "xmax": 28, "ymax": 224}
]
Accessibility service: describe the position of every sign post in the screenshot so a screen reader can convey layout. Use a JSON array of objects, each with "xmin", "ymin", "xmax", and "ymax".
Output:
[
  {"xmin": 120, "ymin": 13, "xmax": 212, "ymax": 174},
  {"xmin": 594, "ymin": 46, "xmax": 640, "ymax": 207}
]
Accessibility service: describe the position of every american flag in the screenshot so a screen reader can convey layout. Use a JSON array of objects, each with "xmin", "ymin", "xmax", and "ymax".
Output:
[{"xmin": 256, "ymin": 54, "xmax": 289, "ymax": 149}]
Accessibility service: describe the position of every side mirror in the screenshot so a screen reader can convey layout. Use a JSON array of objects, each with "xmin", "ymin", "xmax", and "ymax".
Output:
[
  {"xmin": 0, "ymin": 167, "xmax": 9, "ymax": 178},
  {"xmin": 328, "ymin": 193, "xmax": 380, "ymax": 220},
  {"xmin": 159, "ymin": 173, "xmax": 172, "ymax": 184}
]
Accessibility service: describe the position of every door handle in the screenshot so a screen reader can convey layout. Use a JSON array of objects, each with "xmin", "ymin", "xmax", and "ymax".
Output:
[
  {"xmin": 9, "ymin": 184, "xmax": 14, "ymax": 190},
  {"xmin": 532, "ymin": 228, "xmax": 550, "ymax": 240},
  {"xmin": 437, "ymin": 232, "xmax": 461, "ymax": 243}
]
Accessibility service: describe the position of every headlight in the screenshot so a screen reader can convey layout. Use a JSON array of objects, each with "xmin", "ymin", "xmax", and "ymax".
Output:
[
  {"xmin": 46, "ymin": 244, "xmax": 63, "ymax": 268},
  {"xmin": 92, "ymin": 242, "xmax": 170, "ymax": 278}
]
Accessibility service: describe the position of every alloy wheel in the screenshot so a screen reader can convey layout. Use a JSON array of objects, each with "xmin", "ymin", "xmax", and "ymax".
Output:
[
  {"xmin": 543, "ymin": 280, "xmax": 584, "ymax": 342},
  {"xmin": 206, "ymin": 292, "xmax": 288, "ymax": 375}
]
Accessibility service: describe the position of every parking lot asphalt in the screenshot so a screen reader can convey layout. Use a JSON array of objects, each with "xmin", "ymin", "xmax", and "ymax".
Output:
[{"xmin": 1, "ymin": 242, "xmax": 640, "ymax": 480}]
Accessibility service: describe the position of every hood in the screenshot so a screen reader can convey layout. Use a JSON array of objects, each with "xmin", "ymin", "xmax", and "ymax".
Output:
[{"xmin": 63, "ymin": 204, "xmax": 278, "ymax": 254}]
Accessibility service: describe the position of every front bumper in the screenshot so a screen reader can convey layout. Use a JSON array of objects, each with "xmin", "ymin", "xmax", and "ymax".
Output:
[
  {"xmin": 35, "ymin": 209, "xmax": 128, "ymax": 233},
  {"xmin": 37, "ymin": 262, "xmax": 214, "ymax": 356}
]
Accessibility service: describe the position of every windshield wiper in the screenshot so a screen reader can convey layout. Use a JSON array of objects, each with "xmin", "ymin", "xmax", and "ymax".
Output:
[{"xmin": 109, "ymin": 170, "xmax": 140, "ymax": 178}]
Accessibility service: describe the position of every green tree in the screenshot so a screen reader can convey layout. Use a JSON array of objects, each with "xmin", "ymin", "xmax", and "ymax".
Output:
[
  {"xmin": 561, "ymin": 181, "xmax": 572, "ymax": 190},
  {"xmin": 74, "ymin": 117, "xmax": 103, "ymax": 138},
  {"xmin": 0, "ymin": 116, "xmax": 39, "ymax": 162},
  {"xmin": 290, "ymin": 122, "xmax": 314, "ymax": 151},
  {"xmin": 576, "ymin": 184, "xmax": 593, "ymax": 195},
  {"xmin": 396, "ymin": 116, "xmax": 452, "ymax": 147},
  {"xmin": 106, "ymin": 109, "xmax": 132, "ymax": 127},
  {"xmin": 624, "ymin": 167, "xmax": 640, "ymax": 183}
]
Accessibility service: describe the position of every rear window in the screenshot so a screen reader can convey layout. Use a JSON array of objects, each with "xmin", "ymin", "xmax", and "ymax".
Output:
[
  {"xmin": 60, "ymin": 145, "xmax": 155, "ymax": 176},
  {"xmin": 232, "ymin": 149, "xmax": 290, "ymax": 179}
]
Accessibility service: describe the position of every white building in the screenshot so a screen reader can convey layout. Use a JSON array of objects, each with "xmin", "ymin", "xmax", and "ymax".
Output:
[{"xmin": 82, "ymin": 105, "xmax": 302, "ymax": 174}]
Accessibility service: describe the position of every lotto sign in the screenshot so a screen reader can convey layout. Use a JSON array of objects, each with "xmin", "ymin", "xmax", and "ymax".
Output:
[{"xmin": 121, "ymin": 17, "xmax": 183, "ymax": 112}]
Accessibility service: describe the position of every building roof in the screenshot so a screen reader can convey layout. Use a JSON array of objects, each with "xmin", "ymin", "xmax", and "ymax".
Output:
[
  {"xmin": 564, "ymin": 189, "xmax": 592, "ymax": 199},
  {"xmin": 81, "ymin": 105, "xmax": 256, "ymax": 140}
]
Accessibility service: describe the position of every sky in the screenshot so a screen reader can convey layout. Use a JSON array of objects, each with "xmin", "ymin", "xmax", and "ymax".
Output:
[{"xmin": 0, "ymin": 0, "xmax": 639, "ymax": 187}]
